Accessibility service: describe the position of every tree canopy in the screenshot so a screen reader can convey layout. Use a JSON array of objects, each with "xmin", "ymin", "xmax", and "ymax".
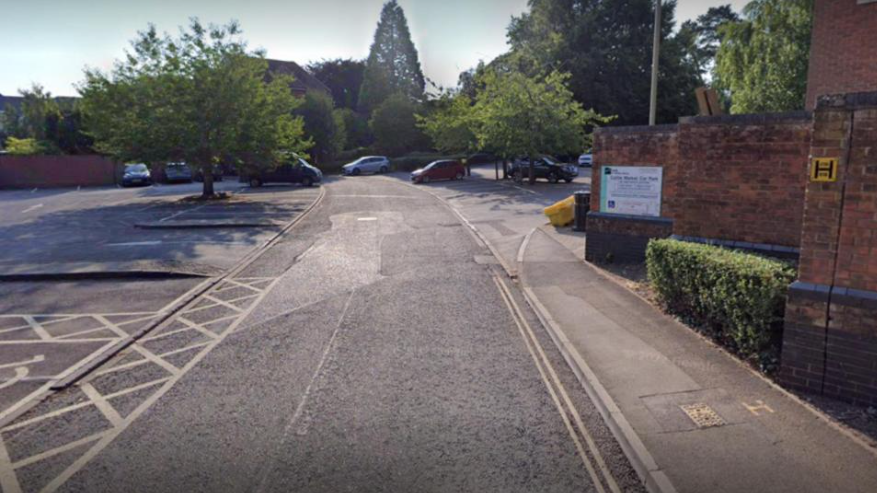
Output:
[
  {"xmin": 369, "ymin": 93, "xmax": 428, "ymax": 157},
  {"xmin": 79, "ymin": 19, "xmax": 311, "ymax": 197},
  {"xmin": 294, "ymin": 91, "xmax": 346, "ymax": 164},
  {"xmin": 714, "ymin": 0, "xmax": 812, "ymax": 114},
  {"xmin": 308, "ymin": 58, "xmax": 366, "ymax": 110},
  {"xmin": 358, "ymin": 1, "xmax": 425, "ymax": 114},
  {"xmin": 1, "ymin": 84, "xmax": 92, "ymax": 154},
  {"xmin": 504, "ymin": 0, "xmax": 700, "ymax": 125}
]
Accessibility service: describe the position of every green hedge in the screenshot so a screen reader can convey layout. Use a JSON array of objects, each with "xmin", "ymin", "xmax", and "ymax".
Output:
[
  {"xmin": 391, "ymin": 152, "xmax": 464, "ymax": 172},
  {"xmin": 646, "ymin": 239, "xmax": 796, "ymax": 371}
]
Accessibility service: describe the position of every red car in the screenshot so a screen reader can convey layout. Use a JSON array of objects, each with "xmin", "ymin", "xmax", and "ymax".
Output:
[{"xmin": 411, "ymin": 160, "xmax": 466, "ymax": 183}]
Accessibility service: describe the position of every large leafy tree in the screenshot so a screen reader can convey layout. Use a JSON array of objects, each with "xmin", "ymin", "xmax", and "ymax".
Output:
[
  {"xmin": 294, "ymin": 91, "xmax": 345, "ymax": 164},
  {"xmin": 79, "ymin": 19, "xmax": 310, "ymax": 197},
  {"xmin": 369, "ymin": 93, "xmax": 428, "ymax": 157},
  {"xmin": 505, "ymin": 0, "xmax": 700, "ymax": 125},
  {"xmin": 714, "ymin": 0, "xmax": 812, "ymax": 114},
  {"xmin": 677, "ymin": 5, "xmax": 741, "ymax": 82},
  {"xmin": 358, "ymin": 1, "xmax": 425, "ymax": 114},
  {"xmin": 308, "ymin": 58, "xmax": 366, "ymax": 110}
]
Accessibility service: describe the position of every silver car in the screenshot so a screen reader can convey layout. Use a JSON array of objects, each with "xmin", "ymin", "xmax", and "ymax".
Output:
[{"xmin": 342, "ymin": 156, "xmax": 390, "ymax": 176}]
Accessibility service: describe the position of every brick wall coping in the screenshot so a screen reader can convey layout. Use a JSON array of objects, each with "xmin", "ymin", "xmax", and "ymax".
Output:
[
  {"xmin": 670, "ymin": 235, "xmax": 800, "ymax": 258},
  {"xmin": 790, "ymin": 281, "xmax": 877, "ymax": 310},
  {"xmin": 679, "ymin": 111, "xmax": 811, "ymax": 126},
  {"xmin": 816, "ymin": 91, "xmax": 877, "ymax": 109},
  {"xmin": 594, "ymin": 123, "xmax": 679, "ymax": 135},
  {"xmin": 587, "ymin": 211, "xmax": 674, "ymax": 225}
]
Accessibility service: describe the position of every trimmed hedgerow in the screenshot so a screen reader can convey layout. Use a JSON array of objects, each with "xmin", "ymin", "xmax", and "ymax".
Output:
[{"xmin": 646, "ymin": 239, "xmax": 796, "ymax": 371}]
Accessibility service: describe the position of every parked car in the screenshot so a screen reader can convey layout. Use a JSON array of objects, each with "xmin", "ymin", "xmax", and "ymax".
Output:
[
  {"xmin": 510, "ymin": 156, "xmax": 578, "ymax": 183},
  {"xmin": 244, "ymin": 157, "xmax": 322, "ymax": 187},
  {"xmin": 411, "ymin": 160, "xmax": 466, "ymax": 184},
  {"xmin": 193, "ymin": 165, "xmax": 223, "ymax": 183},
  {"xmin": 164, "ymin": 162, "xmax": 193, "ymax": 183},
  {"xmin": 578, "ymin": 154, "xmax": 593, "ymax": 167},
  {"xmin": 342, "ymin": 156, "xmax": 390, "ymax": 176},
  {"xmin": 121, "ymin": 163, "xmax": 152, "ymax": 187}
]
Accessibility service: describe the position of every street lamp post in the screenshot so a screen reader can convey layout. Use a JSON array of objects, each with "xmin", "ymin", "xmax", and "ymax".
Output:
[{"xmin": 649, "ymin": 0, "xmax": 662, "ymax": 126}]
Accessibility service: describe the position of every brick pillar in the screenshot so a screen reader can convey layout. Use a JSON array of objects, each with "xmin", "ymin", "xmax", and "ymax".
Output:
[{"xmin": 780, "ymin": 92, "xmax": 877, "ymax": 406}]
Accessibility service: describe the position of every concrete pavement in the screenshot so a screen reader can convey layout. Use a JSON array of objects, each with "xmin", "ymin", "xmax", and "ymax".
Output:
[
  {"xmin": 0, "ymin": 176, "xmax": 644, "ymax": 493},
  {"xmin": 395, "ymin": 167, "xmax": 877, "ymax": 492}
]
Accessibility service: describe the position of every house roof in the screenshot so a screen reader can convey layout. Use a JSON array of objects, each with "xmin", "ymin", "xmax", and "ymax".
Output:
[
  {"xmin": 0, "ymin": 94, "xmax": 23, "ymax": 112},
  {"xmin": 264, "ymin": 59, "xmax": 331, "ymax": 96}
]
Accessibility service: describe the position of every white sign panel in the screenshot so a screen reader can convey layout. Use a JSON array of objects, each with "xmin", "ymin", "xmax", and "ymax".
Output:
[{"xmin": 599, "ymin": 166, "xmax": 663, "ymax": 217}]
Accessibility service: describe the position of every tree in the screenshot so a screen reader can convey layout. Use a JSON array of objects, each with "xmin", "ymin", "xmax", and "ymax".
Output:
[
  {"xmin": 307, "ymin": 58, "xmax": 366, "ymax": 110},
  {"xmin": 369, "ymin": 93, "xmax": 428, "ymax": 157},
  {"xmin": 678, "ymin": 5, "xmax": 741, "ymax": 82},
  {"xmin": 295, "ymin": 91, "xmax": 345, "ymax": 164},
  {"xmin": 471, "ymin": 70, "xmax": 610, "ymax": 183},
  {"xmin": 4, "ymin": 137, "xmax": 45, "ymax": 155},
  {"xmin": 335, "ymin": 108, "xmax": 372, "ymax": 149},
  {"xmin": 714, "ymin": 0, "xmax": 811, "ymax": 113},
  {"xmin": 505, "ymin": 0, "xmax": 701, "ymax": 125},
  {"xmin": 417, "ymin": 94, "xmax": 476, "ymax": 155},
  {"xmin": 79, "ymin": 19, "xmax": 311, "ymax": 197},
  {"xmin": 358, "ymin": 1, "xmax": 425, "ymax": 114}
]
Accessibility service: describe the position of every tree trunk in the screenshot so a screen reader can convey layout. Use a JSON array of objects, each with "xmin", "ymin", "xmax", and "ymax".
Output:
[
  {"xmin": 502, "ymin": 160, "xmax": 509, "ymax": 180},
  {"xmin": 528, "ymin": 154, "xmax": 536, "ymax": 185},
  {"xmin": 202, "ymin": 165, "xmax": 214, "ymax": 198},
  {"xmin": 494, "ymin": 160, "xmax": 499, "ymax": 180}
]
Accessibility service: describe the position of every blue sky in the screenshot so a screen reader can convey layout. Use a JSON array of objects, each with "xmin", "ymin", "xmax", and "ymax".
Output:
[{"xmin": 0, "ymin": 0, "xmax": 749, "ymax": 97}]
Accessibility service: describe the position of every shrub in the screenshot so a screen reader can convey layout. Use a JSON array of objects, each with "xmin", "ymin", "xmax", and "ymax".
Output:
[
  {"xmin": 646, "ymin": 239, "xmax": 796, "ymax": 371},
  {"xmin": 391, "ymin": 152, "xmax": 464, "ymax": 172}
]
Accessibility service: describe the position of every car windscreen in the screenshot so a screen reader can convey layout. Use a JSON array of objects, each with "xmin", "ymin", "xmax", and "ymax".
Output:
[{"xmin": 126, "ymin": 164, "xmax": 147, "ymax": 172}]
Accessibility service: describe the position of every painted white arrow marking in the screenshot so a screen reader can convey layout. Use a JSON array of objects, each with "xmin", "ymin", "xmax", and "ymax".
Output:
[
  {"xmin": 0, "ymin": 354, "xmax": 44, "ymax": 371},
  {"xmin": 0, "ymin": 368, "xmax": 29, "ymax": 390}
]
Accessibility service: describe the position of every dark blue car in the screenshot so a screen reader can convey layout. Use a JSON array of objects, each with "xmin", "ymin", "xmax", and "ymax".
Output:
[{"xmin": 244, "ymin": 157, "xmax": 322, "ymax": 187}]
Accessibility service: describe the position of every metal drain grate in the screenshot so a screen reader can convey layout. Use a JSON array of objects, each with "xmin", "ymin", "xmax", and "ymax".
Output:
[{"xmin": 680, "ymin": 403, "xmax": 726, "ymax": 428}]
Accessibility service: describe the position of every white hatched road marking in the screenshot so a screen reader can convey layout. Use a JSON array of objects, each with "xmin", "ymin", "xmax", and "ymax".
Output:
[{"xmin": 0, "ymin": 277, "xmax": 277, "ymax": 493}]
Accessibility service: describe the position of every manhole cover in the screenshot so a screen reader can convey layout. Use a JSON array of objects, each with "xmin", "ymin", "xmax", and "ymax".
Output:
[{"xmin": 680, "ymin": 403, "xmax": 725, "ymax": 428}]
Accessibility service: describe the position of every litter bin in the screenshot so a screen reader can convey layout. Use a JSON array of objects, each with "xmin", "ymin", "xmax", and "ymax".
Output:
[
  {"xmin": 573, "ymin": 191, "xmax": 590, "ymax": 232},
  {"xmin": 544, "ymin": 195, "xmax": 576, "ymax": 227}
]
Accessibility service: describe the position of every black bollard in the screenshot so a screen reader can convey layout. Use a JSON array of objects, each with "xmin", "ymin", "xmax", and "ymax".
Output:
[{"xmin": 573, "ymin": 191, "xmax": 590, "ymax": 232}]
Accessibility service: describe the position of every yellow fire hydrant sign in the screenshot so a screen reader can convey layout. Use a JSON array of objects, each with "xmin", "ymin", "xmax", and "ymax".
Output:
[{"xmin": 811, "ymin": 157, "xmax": 839, "ymax": 182}]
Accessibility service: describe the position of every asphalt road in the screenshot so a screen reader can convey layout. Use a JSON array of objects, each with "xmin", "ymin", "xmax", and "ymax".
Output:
[
  {"xmin": 0, "ymin": 174, "xmax": 643, "ymax": 493},
  {"xmin": 0, "ymin": 181, "xmax": 321, "ymax": 425}
]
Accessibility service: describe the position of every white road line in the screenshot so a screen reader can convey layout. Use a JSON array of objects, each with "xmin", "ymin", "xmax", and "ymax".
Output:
[
  {"xmin": 22, "ymin": 316, "xmax": 52, "ymax": 341},
  {"xmin": 21, "ymin": 204, "xmax": 43, "ymax": 213},
  {"xmin": 0, "ymin": 433, "xmax": 21, "ymax": 493},
  {"xmin": 130, "ymin": 345, "xmax": 181, "ymax": 377},
  {"xmin": 80, "ymin": 383, "xmax": 123, "ymax": 427},
  {"xmin": 12, "ymin": 432, "xmax": 107, "ymax": 470},
  {"xmin": 105, "ymin": 241, "xmax": 163, "ymax": 247},
  {"xmin": 252, "ymin": 291, "xmax": 356, "ymax": 493}
]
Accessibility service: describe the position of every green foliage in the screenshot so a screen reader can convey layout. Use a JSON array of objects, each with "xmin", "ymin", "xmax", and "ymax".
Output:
[
  {"xmin": 505, "ymin": 0, "xmax": 701, "ymax": 125},
  {"xmin": 0, "ymin": 85, "xmax": 92, "ymax": 154},
  {"xmin": 358, "ymin": 1, "xmax": 425, "ymax": 114},
  {"xmin": 335, "ymin": 108, "xmax": 372, "ymax": 149},
  {"xmin": 714, "ymin": 0, "xmax": 812, "ymax": 113},
  {"xmin": 308, "ymin": 58, "xmax": 365, "ymax": 110},
  {"xmin": 369, "ymin": 93, "xmax": 428, "ymax": 157},
  {"xmin": 3, "ymin": 137, "xmax": 50, "ymax": 155},
  {"xmin": 646, "ymin": 239, "xmax": 796, "ymax": 371},
  {"xmin": 295, "ymin": 91, "xmax": 345, "ymax": 164},
  {"xmin": 677, "ymin": 5, "xmax": 741, "ymax": 82},
  {"xmin": 416, "ymin": 94, "xmax": 476, "ymax": 154},
  {"xmin": 472, "ymin": 70, "xmax": 610, "ymax": 162},
  {"xmin": 78, "ymin": 19, "xmax": 311, "ymax": 197}
]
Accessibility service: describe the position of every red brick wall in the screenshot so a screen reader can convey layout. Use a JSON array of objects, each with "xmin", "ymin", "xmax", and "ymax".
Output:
[
  {"xmin": 806, "ymin": 0, "xmax": 877, "ymax": 110},
  {"xmin": 674, "ymin": 115, "xmax": 812, "ymax": 247},
  {"xmin": 0, "ymin": 155, "xmax": 117, "ymax": 188},
  {"xmin": 591, "ymin": 114, "xmax": 811, "ymax": 249}
]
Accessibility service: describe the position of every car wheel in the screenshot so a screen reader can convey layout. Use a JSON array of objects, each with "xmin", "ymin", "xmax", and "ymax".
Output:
[
  {"xmin": 422, "ymin": 175, "xmax": 431, "ymax": 184},
  {"xmin": 455, "ymin": 172, "xmax": 464, "ymax": 180},
  {"xmin": 564, "ymin": 178, "xmax": 573, "ymax": 183},
  {"xmin": 548, "ymin": 173, "xmax": 559, "ymax": 184},
  {"xmin": 249, "ymin": 178, "xmax": 262, "ymax": 187},
  {"xmin": 380, "ymin": 166, "xmax": 388, "ymax": 174},
  {"xmin": 302, "ymin": 177, "xmax": 313, "ymax": 187},
  {"xmin": 352, "ymin": 168, "xmax": 361, "ymax": 176}
]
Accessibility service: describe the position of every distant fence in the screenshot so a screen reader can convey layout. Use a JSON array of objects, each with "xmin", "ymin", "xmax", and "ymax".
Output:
[{"xmin": 0, "ymin": 155, "xmax": 117, "ymax": 189}]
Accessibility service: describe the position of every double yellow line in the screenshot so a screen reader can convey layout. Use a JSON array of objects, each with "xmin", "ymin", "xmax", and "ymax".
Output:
[{"xmin": 492, "ymin": 274, "xmax": 621, "ymax": 493}]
